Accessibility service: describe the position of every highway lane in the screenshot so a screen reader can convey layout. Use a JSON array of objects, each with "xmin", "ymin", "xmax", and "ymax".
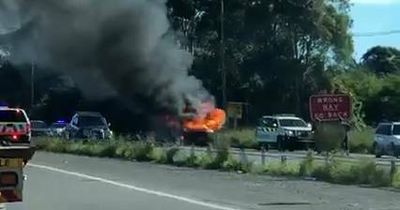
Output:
[{"xmin": 4, "ymin": 152, "xmax": 400, "ymax": 210}]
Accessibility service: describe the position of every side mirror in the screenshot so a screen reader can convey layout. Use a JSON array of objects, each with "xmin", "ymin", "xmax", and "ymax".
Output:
[
  {"xmin": 108, "ymin": 123, "xmax": 111, "ymax": 127},
  {"xmin": 307, "ymin": 123, "xmax": 312, "ymax": 128},
  {"xmin": 272, "ymin": 123, "xmax": 278, "ymax": 128}
]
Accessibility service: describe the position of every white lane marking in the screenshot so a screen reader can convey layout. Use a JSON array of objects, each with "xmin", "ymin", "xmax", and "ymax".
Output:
[{"xmin": 28, "ymin": 163, "xmax": 241, "ymax": 210}]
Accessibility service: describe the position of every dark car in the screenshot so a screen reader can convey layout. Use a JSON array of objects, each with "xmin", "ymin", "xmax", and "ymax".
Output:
[
  {"xmin": 63, "ymin": 112, "xmax": 113, "ymax": 140},
  {"xmin": 48, "ymin": 121, "xmax": 68, "ymax": 137},
  {"xmin": 30, "ymin": 120, "xmax": 49, "ymax": 137}
]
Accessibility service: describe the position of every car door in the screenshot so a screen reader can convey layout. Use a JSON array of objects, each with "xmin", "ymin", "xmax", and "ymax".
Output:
[
  {"xmin": 381, "ymin": 124, "xmax": 393, "ymax": 152},
  {"xmin": 374, "ymin": 124, "xmax": 384, "ymax": 147},
  {"xmin": 256, "ymin": 117, "xmax": 278, "ymax": 143}
]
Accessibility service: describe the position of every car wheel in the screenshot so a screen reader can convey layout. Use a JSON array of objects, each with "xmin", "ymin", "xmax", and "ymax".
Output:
[
  {"xmin": 278, "ymin": 136, "xmax": 288, "ymax": 152},
  {"xmin": 373, "ymin": 143, "xmax": 382, "ymax": 158}
]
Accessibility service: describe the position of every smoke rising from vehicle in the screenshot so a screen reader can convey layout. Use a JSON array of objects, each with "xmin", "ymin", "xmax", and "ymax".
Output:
[{"xmin": 0, "ymin": 0, "xmax": 211, "ymax": 114}]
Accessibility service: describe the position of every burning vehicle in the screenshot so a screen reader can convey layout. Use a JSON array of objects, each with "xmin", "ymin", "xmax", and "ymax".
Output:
[{"xmin": 162, "ymin": 100, "xmax": 226, "ymax": 145}]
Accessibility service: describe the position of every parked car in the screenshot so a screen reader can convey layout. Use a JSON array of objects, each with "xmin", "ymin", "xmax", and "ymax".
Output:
[
  {"xmin": 0, "ymin": 106, "xmax": 31, "ymax": 145},
  {"xmin": 255, "ymin": 114, "xmax": 314, "ymax": 151},
  {"xmin": 48, "ymin": 121, "xmax": 68, "ymax": 137},
  {"xmin": 373, "ymin": 122, "xmax": 400, "ymax": 158},
  {"xmin": 30, "ymin": 120, "xmax": 49, "ymax": 137},
  {"xmin": 63, "ymin": 112, "xmax": 113, "ymax": 140}
]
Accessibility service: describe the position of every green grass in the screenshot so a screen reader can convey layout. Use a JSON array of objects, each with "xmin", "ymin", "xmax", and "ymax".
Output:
[
  {"xmin": 34, "ymin": 137, "xmax": 399, "ymax": 189},
  {"xmin": 210, "ymin": 128, "xmax": 257, "ymax": 148}
]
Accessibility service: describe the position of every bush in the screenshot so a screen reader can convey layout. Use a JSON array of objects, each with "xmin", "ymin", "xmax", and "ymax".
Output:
[
  {"xmin": 196, "ymin": 152, "xmax": 218, "ymax": 169},
  {"xmin": 149, "ymin": 147, "xmax": 167, "ymax": 163},
  {"xmin": 132, "ymin": 142, "xmax": 153, "ymax": 161},
  {"xmin": 210, "ymin": 128, "xmax": 256, "ymax": 148},
  {"xmin": 172, "ymin": 150, "xmax": 188, "ymax": 166},
  {"xmin": 166, "ymin": 147, "xmax": 180, "ymax": 164},
  {"xmin": 299, "ymin": 151, "xmax": 314, "ymax": 176},
  {"xmin": 222, "ymin": 155, "xmax": 252, "ymax": 173},
  {"xmin": 264, "ymin": 161, "xmax": 300, "ymax": 177},
  {"xmin": 348, "ymin": 128, "xmax": 374, "ymax": 153},
  {"xmin": 314, "ymin": 122, "xmax": 345, "ymax": 152},
  {"xmin": 392, "ymin": 171, "xmax": 400, "ymax": 188}
]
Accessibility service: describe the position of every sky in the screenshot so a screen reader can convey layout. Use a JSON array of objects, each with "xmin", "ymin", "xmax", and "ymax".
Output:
[{"xmin": 351, "ymin": 0, "xmax": 400, "ymax": 60}]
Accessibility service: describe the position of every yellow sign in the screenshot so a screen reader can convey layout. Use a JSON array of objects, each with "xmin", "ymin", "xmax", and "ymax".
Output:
[{"xmin": 227, "ymin": 102, "xmax": 243, "ymax": 119}]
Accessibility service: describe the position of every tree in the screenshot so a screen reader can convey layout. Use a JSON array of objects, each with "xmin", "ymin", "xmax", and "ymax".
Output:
[
  {"xmin": 167, "ymin": 0, "xmax": 354, "ymax": 120},
  {"xmin": 362, "ymin": 46, "xmax": 400, "ymax": 75}
]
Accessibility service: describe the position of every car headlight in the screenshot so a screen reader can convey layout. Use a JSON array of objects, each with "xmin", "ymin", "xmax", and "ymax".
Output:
[{"xmin": 285, "ymin": 130, "xmax": 294, "ymax": 136}]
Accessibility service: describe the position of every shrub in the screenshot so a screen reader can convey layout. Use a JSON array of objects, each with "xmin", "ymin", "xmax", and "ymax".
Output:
[
  {"xmin": 348, "ymin": 128, "xmax": 374, "ymax": 153},
  {"xmin": 166, "ymin": 147, "xmax": 180, "ymax": 164},
  {"xmin": 149, "ymin": 147, "xmax": 167, "ymax": 163},
  {"xmin": 210, "ymin": 128, "xmax": 256, "ymax": 148},
  {"xmin": 172, "ymin": 150, "xmax": 188, "ymax": 166},
  {"xmin": 264, "ymin": 161, "xmax": 300, "ymax": 177},
  {"xmin": 392, "ymin": 171, "xmax": 400, "ymax": 188},
  {"xmin": 132, "ymin": 142, "xmax": 153, "ymax": 161},
  {"xmin": 196, "ymin": 152, "xmax": 218, "ymax": 169},
  {"xmin": 299, "ymin": 151, "xmax": 314, "ymax": 176}
]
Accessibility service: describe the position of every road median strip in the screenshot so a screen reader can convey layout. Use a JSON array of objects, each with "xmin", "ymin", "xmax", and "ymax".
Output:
[{"xmin": 34, "ymin": 137, "xmax": 400, "ymax": 190}]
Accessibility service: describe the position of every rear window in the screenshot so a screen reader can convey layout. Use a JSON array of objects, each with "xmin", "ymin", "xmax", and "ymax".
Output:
[
  {"xmin": 0, "ymin": 110, "xmax": 27, "ymax": 122},
  {"xmin": 31, "ymin": 121, "xmax": 47, "ymax": 128}
]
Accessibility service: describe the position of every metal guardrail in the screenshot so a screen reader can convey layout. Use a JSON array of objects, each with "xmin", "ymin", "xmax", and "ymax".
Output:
[{"xmin": 178, "ymin": 145, "xmax": 400, "ymax": 168}]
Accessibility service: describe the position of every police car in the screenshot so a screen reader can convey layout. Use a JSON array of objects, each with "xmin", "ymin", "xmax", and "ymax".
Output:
[
  {"xmin": 255, "ymin": 114, "xmax": 313, "ymax": 151},
  {"xmin": 0, "ymin": 106, "xmax": 31, "ymax": 146}
]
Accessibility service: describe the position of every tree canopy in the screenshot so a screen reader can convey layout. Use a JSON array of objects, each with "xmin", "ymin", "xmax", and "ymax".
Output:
[{"xmin": 362, "ymin": 46, "xmax": 400, "ymax": 75}]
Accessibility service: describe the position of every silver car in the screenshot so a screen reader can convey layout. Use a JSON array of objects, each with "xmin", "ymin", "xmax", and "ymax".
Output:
[{"xmin": 373, "ymin": 122, "xmax": 400, "ymax": 158}]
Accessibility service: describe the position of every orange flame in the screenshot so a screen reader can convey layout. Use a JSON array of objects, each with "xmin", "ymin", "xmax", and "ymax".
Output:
[{"xmin": 183, "ymin": 108, "xmax": 226, "ymax": 133}]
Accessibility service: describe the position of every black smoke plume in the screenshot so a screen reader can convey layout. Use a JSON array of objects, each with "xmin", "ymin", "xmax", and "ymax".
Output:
[{"xmin": 0, "ymin": 0, "xmax": 210, "ymax": 115}]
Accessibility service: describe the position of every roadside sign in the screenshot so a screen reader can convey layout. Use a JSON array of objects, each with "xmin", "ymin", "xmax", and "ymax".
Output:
[
  {"xmin": 227, "ymin": 102, "xmax": 243, "ymax": 119},
  {"xmin": 309, "ymin": 94, "xmax": 352, "ymax": 121}
]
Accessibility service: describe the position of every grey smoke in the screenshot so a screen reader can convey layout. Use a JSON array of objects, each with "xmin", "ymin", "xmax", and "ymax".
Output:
[{"xmin": 0, "ymin": 0, "xmax": 210, "ymax": 114}]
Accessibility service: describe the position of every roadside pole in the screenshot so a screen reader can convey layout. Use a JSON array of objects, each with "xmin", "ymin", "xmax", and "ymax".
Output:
[{"xmin": 261, "ymin": 145, "xmax": 266, "ymax": 165}]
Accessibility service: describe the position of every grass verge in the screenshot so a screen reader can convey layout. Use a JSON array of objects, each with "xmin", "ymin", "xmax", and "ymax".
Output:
[{"xmin": 35, "ymin": 137, "xmax": 398, "ymax": 189}]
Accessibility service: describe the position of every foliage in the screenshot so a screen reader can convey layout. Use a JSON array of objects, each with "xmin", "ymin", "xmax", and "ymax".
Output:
[
  {"xmin": 210, "ymin": 128, "xmax": 256, "ymax": 148},
  {"xmin": 37, "ymin": 137, "xmax": 400, "ymax": 189},
  {"xmin": 362, "ymin": 46, "xmax": 400, "ymax": 75},
  {"xmin": 348, "ymin": 128, "xmax": 374, "ymax": 153}
]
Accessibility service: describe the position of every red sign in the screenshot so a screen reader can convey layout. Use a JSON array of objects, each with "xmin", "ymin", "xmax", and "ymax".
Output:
[{"xmin": 309, "ymin": 94, "xmax": 352, "ymax": 121}]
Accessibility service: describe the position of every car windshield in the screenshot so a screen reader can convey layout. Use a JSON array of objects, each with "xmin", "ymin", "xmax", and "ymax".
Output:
[
  {"xmin": 78, "ymin": 116, "xmax": 106, "ymax": 127},
  {"xmin": 393, "ymin": 125, "xmax": 400, "ymax": 135},
  {"xmin": 0, "ymin": 110, "xmax": 26, "ymax": 122},
  {"xmin": 31, "ymin": 121, "xmax": 47, "ymax": 128},
  {"xmin": 279, "ymin": 119, "xmax": 307, "ymax": 127}
]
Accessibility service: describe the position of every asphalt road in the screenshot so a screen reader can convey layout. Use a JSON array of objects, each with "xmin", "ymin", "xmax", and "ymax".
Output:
[{"xmin": 4, "ymin": 152, "xmax": 400, "ymax": 210}]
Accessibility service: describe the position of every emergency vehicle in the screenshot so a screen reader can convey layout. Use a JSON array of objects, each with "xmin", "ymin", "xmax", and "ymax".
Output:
[
  {"xmin": 0, "ymin": 106, "xmax": 35, "ymax": 203},
  {"xmin": 255, "ymin": 114, "xmax": 314, "ymax": 151}
]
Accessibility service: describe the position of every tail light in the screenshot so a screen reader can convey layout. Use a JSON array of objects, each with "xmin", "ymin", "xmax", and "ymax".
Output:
[
  {"xmin": 11, "ymin": 135, "xmax": 18, "ymax": 141},
  {"xmin": 0, "ymin": 172, "xmax": 18, "ymax": 187},
  {"xmin": 26, "ymin": 122, "xmax": 31, "ymax": 133}
]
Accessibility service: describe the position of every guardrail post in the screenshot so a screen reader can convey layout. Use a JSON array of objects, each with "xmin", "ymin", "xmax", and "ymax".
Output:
[
  {"xmin": 390, "ymin": 160, "xmax": 397, "ymax": 182},
  {"xmin": 190, "ymin": 144, "xmax": 195, "ymax": 157},
  {"xmin": 261, "ymin": 145, "xmax": 266, "ymax": 165},
  {"xmin": 240, "ymin": 146, "xmax": 248, "ymax": 165},
  {"xmin": 281, "ymin": 155, "xmax": 287, "ymax": 164}
]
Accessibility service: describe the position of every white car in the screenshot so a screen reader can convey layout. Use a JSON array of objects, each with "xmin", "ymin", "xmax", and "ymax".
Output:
[
  {"xmin": 373, "ymin": 122, "xmax": 400, "ymax": 158},
  {"xmin": 255, "ymin": 114, "xmax": 313, "ymax": 151}
]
